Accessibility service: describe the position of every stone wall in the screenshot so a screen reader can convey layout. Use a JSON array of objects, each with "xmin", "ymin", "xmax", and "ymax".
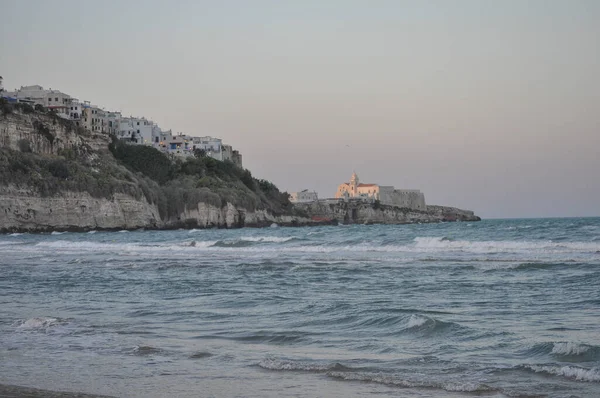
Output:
[{"xmin": 392, "ymin": 190, "xmax": 427, "ymax": 211}]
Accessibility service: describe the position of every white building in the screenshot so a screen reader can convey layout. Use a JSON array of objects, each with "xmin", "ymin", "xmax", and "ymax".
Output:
[
  {"xmin": 290, "ymin": 190, "xmax": 318, "ymax": 203},
  {"xmin": 104, "ymin": 111, "xmax": 121, "ymax": 135},
  {"xmin": 191, "ymin": 136, "xmax": 223, "ymax": 160},
  {"xmin": 117, "ymin": 117, "xmax": 137, "ymax": 142},
  {"xmin": 116, "ymin": 116, "xmax": 154, "ymax": 143},
  {"xmin": 4, "ymin": 85, "xmax": 48, "ymax": 104}
]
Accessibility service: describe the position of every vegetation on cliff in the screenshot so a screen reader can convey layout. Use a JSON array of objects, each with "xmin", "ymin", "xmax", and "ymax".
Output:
[
  {"xmin": 108, "ymin": 138, "xmax": 293, "ymax": 218},
  {"xmin": 1, "ymin": 103, "xmax": 293, "ymax": 221}
]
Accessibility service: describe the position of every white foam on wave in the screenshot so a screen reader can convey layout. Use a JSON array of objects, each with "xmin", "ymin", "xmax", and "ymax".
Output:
[
  {"xmin": 35, "ymin": 239, "xmax": 217, "ymax": 252},
  {"xmin": 118, "ymin": 230, "xmax": 129, "ymax": 233},
  {"xmin": 26, "ymin": 236, "xmax": 600, "ymax": 261},
  {"xmin": 327, "ymin": 372, "xmax": 490, "ymax": 392},
  {"xmin": 551, "ymin": 342, "xmax": 591, "ymax": 356},
  {"xmin": 0, "ymin": 240, "xmax": 24, "ymax": 246},
  {"xmin": 50, "ymin": 231, "xmax": 66, "ymax": 235},
  {"xmin": 258, "ymin": 358, "xmax": 337, "ymax": 371},
  {"xmin": 412, "ymin": 237, "xmax": 600, "ymax": 254},
  {"xmin": 239, "ymin": 236, "xmax": 295, "ymax": 243},
  {"xmin": 526, "ymin": 365, "xmax": 600, "ymax": 382},
  {"xmin": 406, "ymin": 314, "xmax": 429, "ymax": 328},
  {"xmin": 87, "ymin": 230, "xmax": 97, "ymax": 234},
  {"xmin": 15, "ymin": 317, "xmax": 61, "ymax": 330},
  {"xmin": 8, "ymin": 233, "xmax": 25, "ymax": 236}
]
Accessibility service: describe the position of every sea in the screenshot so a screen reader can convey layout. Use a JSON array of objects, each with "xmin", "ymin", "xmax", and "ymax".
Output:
[{"xmin": 1, "ymin": 218, "xmax": 599, "ymax": 398}]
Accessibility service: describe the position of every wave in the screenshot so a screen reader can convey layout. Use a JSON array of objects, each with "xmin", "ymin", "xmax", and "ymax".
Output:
[
  {"xmin": 258, "ymin": 359, "xmax": 493, "ymax": 393},
  {"xmin": 189, "ymin": 351, "xmax": 213, "ymax": 359},
  {"xmin": 50, "ymin": 231, "xmax": 66, "ymax": 235},
  {"xmin": 212, "ymin": 236, "xmax": 297, "ymax": 247},
  {"xmin": 525, "ymin": 342, "xmax": 600, "ymax": 361},
  {"xmin": 240, "ymin": 236, "xmax": 295, "ymax": 243},
  {"xmin": 412, "ymin": 237, "xmax": 600, "ymax": 253},
  {"xmin": 326, "ymin": 371, "xmax": 493, "ymax": 393},
  {"xmin": 27, "ymin": 236, "xmax": 600, "ymax": 260},
  {"xmin": 211, "ymin": 239, "xmax": 255, "ymax": 248},
  {"xmin": 131, "ymin": 345, "xmax": 163, "ymax": 356},
  {"xmin": 523, "ymin": 364, "xmax": 600, "ymax": 382},
  {"xmin": 258, "ymin": 358, "xmax": 350, "ymax": 372},
  {"xmin": 552, "ymin": 342, "xmax": 594, "ymax": 356},
  {"xmin": 0, "ymin": 241, "xmax": 25, "ymax": 246},
  {"xmin": 406, "ymin": 314, "xmax": 428, "ymax": 328},
  {"xmin": 340, "ymin": 313, "xmax": 464, "ymax": 338},
  {"xmin": 14, "ymin": 317, "xmax": 67, "ymax": 331},
  {"xmin": 35, "ymin": 240, "xmax": 217, "ymax": 251},
  {"xmin": 197, "ymin": 330, "xmax": 312, "ymax": 344}
]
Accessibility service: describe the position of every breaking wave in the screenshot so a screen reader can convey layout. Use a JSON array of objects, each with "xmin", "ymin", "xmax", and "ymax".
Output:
[
  {"xmin": 258, "ymin": 358, "xmax": 350, "ymax": 372},
  {"xmin": 523, "ymin": 365, "xmax": 600, "ymax": 382},
  {"xmin": 326, "ymin": 372, "xmax": 493, "ymax": 393},
  {"xmin": 412, "ymin": 237, "xmax": 600, "ymax": 253},
  {"xmin": 258, "ymin": 359, "xmax": 493, "ymax": 393},
  {"xmin": 21, "ymin": 235, "xmax": 600, "ymax": 262},
  {"xmin": 14, "ymin": 317, "xmax": 68, "ymax": 331},
  {"xmin": 526, "ymin": 342, "xmax": 600, "ymax": 361}
]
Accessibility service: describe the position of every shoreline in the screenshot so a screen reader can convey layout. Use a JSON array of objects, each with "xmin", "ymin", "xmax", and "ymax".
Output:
[
  {"xmin": 0, "ymin": 217, "xmax": 476, "ymax": 235},
  {"xmin": 0, "ymin": 384, "xmax": 113, "ymax": 398}
]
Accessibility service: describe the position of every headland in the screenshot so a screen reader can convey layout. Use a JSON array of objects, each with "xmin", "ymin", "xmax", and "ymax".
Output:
[{"xmin": 0, "ymin": 100, "xmax": 479, "ymax": 233}]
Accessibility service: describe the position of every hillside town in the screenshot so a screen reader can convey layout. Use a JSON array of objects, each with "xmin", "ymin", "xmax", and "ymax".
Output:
[{"xmin": 0, "ymin": 81, "xmax": 242, "ymax": 167}]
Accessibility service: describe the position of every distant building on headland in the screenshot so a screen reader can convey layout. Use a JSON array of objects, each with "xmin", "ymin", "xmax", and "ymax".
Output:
[
  {"xmin": 335, "ymin": 172, "xmax": 426, "ymax": 211},
  {"xmin": 289, "ymin": 189, "xmax": 318, "ymax": 203}
]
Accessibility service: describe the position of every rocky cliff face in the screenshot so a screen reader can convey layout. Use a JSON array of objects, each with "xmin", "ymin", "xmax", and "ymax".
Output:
[
  {"xmin": 0, "ymin": 185, "xmax": 160, "ymax": 232},
  {"xmin": 0, "ymin": 186, "xmax": 315, "ymax": 233},
  {"xmin": 0, "ymin": 109, "xmax": 109, "ymax": 155}
]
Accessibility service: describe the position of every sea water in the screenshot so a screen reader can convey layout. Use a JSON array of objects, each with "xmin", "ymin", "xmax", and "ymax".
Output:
[{"xmin": 1, "ymin": 218, "xmax": 599, "ymax": 397}]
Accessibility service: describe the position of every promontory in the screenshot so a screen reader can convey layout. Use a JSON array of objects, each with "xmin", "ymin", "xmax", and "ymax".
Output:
[{"xmin": 0, "ymin": 101, "xmax": 480, "ymax": 233}]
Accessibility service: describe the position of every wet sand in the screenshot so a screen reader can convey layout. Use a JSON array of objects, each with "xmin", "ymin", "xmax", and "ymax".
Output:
[{"xmin": 0, "ymin": 385, "xmax": 113, "ymax": 398}]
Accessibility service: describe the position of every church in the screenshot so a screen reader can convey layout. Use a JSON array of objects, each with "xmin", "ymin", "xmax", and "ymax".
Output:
[{"xmin": 335, "ymin": 172, "xmax": 427, "ymax": 211}]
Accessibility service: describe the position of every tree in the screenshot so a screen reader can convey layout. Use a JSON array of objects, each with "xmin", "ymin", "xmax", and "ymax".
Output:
[{"xmin": 193, "ymin": 148, "xmax": 207, "ymax": 158}]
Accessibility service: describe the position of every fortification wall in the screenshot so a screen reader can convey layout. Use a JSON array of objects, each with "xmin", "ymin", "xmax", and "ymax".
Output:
[{"xmin": 390, "ymin": 190, "xmax": 426, "ymax": 210}]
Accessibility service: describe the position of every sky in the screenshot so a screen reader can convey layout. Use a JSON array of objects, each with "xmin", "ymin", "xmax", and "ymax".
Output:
[{"xmin": 1, "ymin": 0, "xmax": 599, "ymax": 218}]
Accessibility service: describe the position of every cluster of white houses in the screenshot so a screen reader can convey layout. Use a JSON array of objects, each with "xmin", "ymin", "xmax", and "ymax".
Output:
[{"xmin": 1, "ymin": 84, "xmax": 242, "ymax": 167}]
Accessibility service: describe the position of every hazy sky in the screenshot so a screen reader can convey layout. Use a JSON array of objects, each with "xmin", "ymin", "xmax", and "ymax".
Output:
[{"xmin": 1, "ymin": 0, "xmax": 599, "ymax": 218}]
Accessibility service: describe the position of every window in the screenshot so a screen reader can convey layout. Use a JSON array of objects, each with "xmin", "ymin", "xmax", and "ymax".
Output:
[
  {"xmin": 137, "ymin": 129, "xmax": 140, "ymax": 134},
  {"xmin": 137, "ymin": 122, "xmax": 140, "ymax": 125},
  {"xmin": 48, "ymin": 98, "xmax": 52, "ymax": 102},
  {"xmin": 55, "ymin": 98, "xmax": 58, "ymax": 101}
]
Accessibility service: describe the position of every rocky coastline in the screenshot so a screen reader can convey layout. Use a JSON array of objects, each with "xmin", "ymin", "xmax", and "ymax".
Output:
[
  {"xmin": 0, "ymin": 105, "xmax": 480, "ymax": 233},
  {"xmin": 0, "ymin": 188, "xmax": 480, "ymax": 233}
]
